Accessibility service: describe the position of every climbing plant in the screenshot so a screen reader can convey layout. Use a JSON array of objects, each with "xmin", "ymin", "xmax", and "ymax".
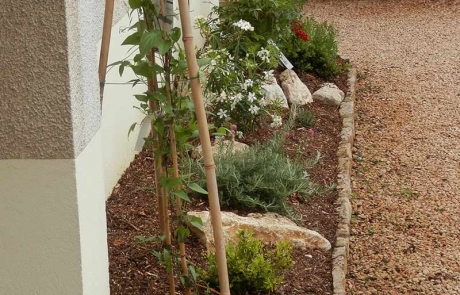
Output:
[{"xmin": 110, "ymin": 0, "xmax": 214, "ymax": 293}]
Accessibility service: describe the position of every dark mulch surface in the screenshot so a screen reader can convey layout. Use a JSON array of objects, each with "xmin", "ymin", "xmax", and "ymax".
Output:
[{"xmin": 107, "ymin": 68, "xmax": 347, "ymax": 294}]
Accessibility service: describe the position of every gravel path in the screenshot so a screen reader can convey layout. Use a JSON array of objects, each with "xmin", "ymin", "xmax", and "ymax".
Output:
[{"xmin": 305, "ymin": 1, "xmax": 460, "ymax": 294}]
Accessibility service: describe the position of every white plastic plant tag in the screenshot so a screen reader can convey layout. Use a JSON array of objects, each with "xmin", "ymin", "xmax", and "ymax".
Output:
[
  {"xmin": 134, "ymin": 115, "xmax": 153, "ymax": 152},
  {"xmin": 267, "ymin": 39, "xmax": 294, "ymax": 70},
  {"xmin": 279, "ymin": 52, "xmax": 294, "ymax": 70}
]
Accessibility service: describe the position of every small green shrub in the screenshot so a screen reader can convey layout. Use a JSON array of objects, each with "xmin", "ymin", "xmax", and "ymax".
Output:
[
  {"xmin": 185, "ymin": 136, "xmax": 319, "ymax": 218},
  {"xmin": 285, "ymin": 17, "xmax": 341, "ymax": 78},
  {"xmin": 203, "ymin": 230, "xmax": 294, "ymax": 294},
  {"xmin": 296, "ymin": 109, "xmax": 315, "ymax": 128}
]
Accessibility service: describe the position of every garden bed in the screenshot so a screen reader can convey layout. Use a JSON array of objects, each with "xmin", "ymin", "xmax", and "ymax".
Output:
[{"xmin": 106, "ymin": 67, "xmax": 348, "ymax": 295}]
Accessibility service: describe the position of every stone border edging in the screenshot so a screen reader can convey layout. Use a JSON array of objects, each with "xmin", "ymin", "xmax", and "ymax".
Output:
[{"xmin": 332, "ymin": 67, "xmax": 357, "ymax": 295}]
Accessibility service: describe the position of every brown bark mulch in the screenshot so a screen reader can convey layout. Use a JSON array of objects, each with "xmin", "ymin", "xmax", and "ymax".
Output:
[{"xmin": 106, "ymin": 68, "xmax": 348, "ymax": 295}]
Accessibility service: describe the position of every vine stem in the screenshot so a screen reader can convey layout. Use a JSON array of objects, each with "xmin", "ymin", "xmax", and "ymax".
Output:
[{"xmin": 143, "ymin": 6, "xmax": 175, "ymax": 295}]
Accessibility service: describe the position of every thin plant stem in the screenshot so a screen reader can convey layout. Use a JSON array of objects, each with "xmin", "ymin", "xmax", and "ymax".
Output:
[{"xmin": 158, "ymin": 0, "xmax": 191, "ymax": 291}]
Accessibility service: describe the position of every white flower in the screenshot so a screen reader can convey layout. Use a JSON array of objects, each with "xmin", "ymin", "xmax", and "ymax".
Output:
[
  {"xmin": 257, "ymin": 47, "xmax": 270, "ymax": 63},
  {"xmin": 247, "ymin": 92, "xmax": 256, "ymax": 103},
  {"xmin": 259, "ymin": 98, "xmax": 268, "ymax": 107},
  {"xmin": 263, "ymin": 70, "xmax": 275, "ymax": 83},
  {"xmin": 232, "ymin": 19, "xmax": 254, "ymax": 31},
  {"xmin": 193, "ymin": 15, "xmax": 206, "ymax": 28},
  {"xmin": 249, "ymin": 105, "xmax": 260, "ymax": 115},
  {"xmin": 217, "ymin": 109, "xmax": 228, "ymax": 119},
  {"xmin": 270, "ymin": 115, "xmax": 282, "ymax": 128},
  {"xmin": 244, "ymin": 79, "xmax": 253, "ymax": 90},
  {"xmin": 233, "ymin": 93, "xmax": 243, "ymax": 103},
  {"xmin": 236, "ymin": 131, "xmax": 243, "ymax": 139},
  {"xmin": 216, "ymin": 91, "xmax": 227, "ymax": 103},
  {"xmin": 211, "ymin": 59, "xmax": 217, "ymax": 66}
]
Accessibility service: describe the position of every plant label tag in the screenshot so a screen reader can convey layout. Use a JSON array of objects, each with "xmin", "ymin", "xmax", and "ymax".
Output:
[
  {"xmin": 267, "ymin": 39, "xmax": 294, "ymax": 70},
  {"xmin": 134, "ymin": 115, "xmax": 153, "ymax": 152},
  {"xmin": 279, "ymin": 52, "xmax": 294, "ymax": 70}
]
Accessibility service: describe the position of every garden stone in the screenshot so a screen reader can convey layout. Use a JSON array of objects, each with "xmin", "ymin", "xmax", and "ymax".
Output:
[
  {"xmin": 312, "ymin": 83, "xmax": 345, "ymax": 106},
  {"xmin": 187, "ymin": 211, "xmax": 331, "ymax": 252},
  {"xmin": 192, "ymin": 141, "xmax": 248, "ymax": 159},
  {"xmin": 279, "ymin": 69, "xmax": 313, "ymax": 106},
  {"xmin": 262, "ymin": 78, "xmax": 289, "ymax": 109},
  {"xmin": 211, "ymin": 140, "xmax": 248, "ymax": 156}
]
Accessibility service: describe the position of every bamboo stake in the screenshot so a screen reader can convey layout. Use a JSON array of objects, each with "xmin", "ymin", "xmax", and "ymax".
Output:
[
  {"xmin": 177, "ymin": 1, "xmax": 231, "ymax": 294},
  {"xmin": 161, "ymin": 182, "xmax": 175, "ymax": 295},
  {"xmin": 98, "ymin": 0, "xmax": 115, "ymax": 106}
]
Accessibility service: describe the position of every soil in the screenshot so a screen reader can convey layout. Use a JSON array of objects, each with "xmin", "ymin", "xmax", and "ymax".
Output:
[{"xmin": 106, "ymin": 67, "xmax": 347, "ymax": 294}]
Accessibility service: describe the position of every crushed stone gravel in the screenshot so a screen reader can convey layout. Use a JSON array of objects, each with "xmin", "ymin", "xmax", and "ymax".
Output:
[{"xmin": 305, "ymin": 1, "xmax": 460, "ymax": 294}]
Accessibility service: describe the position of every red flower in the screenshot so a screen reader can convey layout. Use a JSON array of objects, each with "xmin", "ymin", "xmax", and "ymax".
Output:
[{"xmin": 291, "ymin": 20, "xmax": 309, "ymax": 42}]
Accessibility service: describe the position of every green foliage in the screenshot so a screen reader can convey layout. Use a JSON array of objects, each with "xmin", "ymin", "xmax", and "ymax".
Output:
[
  {"xmin": 203, "ymin": 230, "xmax": 293, "ymax": 294},
  {"xmin": 285, "ymin": 17, "xmax": 341, "ymax": 78},
  {"xmin": 296, "ymin": 108, "xmax": 315, "ymax": 128},
  {"xmin": 185, "ymin": 135, "xmax": 319, "ymax": 218},
  {"xmin": 215, "ymin": 0, "xmax": 305, "ymax": 51}
]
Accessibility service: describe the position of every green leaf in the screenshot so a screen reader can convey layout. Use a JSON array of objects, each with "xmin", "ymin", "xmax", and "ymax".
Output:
[
  {"xmin": 170, "ymin": 27, "xmax": 181, "ymax": 42},
  {"xmin": 131, "ymin": 61, "xmax": 152, "ymax": 78},
  {"xmin": 118, "ymin": 61, "xmax": 131, "ymax": 77},
  {"xmin": 148, "ymin": 91, "xmax": 168, "ymax": 102},
  {"xmin": 157, "ymin": 39, "xmax": 173, "ymax": 55},
  {"xmin": 171, "ymin": 60, "xmax": 187, "ymax": 74},
  {"xmin": 197, "ymin": 57, "xmax": 211, "ymax": 68},
  {"xmin": 133, "ymin": 54, "xmax": 143, "ymax": 63},
  {"xmin": 134, "ymin": 95, "xmax": 148, "ymax": 102},
  {"xmin": 122, "ymin": 32, "xmax": 141, "ymax": 45},
  {"xmin": 171, "ymin": 190, "xmax": 190, "ymax": 202},
  {"xmin": 139, "ymin": 30, "xmax": 162, "ymax": 56},
  {"xmin": 188, "ymin": 183, "xmax": 208, "ymax": 195},
  {"xmin": 159, "ymin": 176, "xmax": 182, "ymax": 190},
  {"xmin": 189, "ymin": 265, "xmax": 197, "ymax": 281},
  {"xmin": 127, "ymin": 79, "xmax": 141, "ymax": 87},
  {"xmin": 128, "ymin": 0, "xmax": 143, "ymax": 9},
  {"xmin": 189, "ymin": 216, "xmax": 203, "ymax": 230},
  {"xmin": 217, "ymin": 127, "xmax": 227, "ymax": 135},
  {"xmin": 107, "ymin": 60, "xmax": 123, "ymax": 67},
  {"xmin": 163, "ymin": 105, "xmax": 175, "ymax": 116},
  {"xmin": 128, "ymin": 122, "xmax": 136, "ymax": 137},
  {"xmin": 153, "ymin": 63, "xmax": 165, "ymax": 74}
]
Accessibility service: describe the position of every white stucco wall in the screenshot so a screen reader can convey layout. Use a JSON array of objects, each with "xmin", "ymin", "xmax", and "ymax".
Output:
[
  {"xmin": 100, "ymin": 13, "xmax": 146, "ymax": 198},
  {"xmin": 75, "ymin": 131, "xmax": 110, "ymax": 294}
]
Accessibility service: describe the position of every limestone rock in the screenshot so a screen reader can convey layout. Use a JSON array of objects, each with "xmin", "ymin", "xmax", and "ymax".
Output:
[
  {"xmin": 279, "ymin": 69, "xmax": 313, "ymax": 106},
  {"xmin": 192, "ymin": 141, "xmax": 249, "ymax": 159},
  {"xmin": 211, "ymin": 140, "xmax": 248, "ymax": 156},
  {"xmin": 262, "ymin": 78, "xmax": 289, "ymax": 109},
  {"xmin": 312, "ymin": 83, "xmax": 345, "ymax": 106},
  {"xmin": 187, "ymin": 211, "xmax": 331, "ymax": 252}
]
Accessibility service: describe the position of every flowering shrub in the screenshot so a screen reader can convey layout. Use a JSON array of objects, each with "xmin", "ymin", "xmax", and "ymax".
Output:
[
  {"xmin": 214, "ymin": 0, "xmax": 306, "ymax": 51},
  {"xmin": 284, "ymin": 17, "xmax": 342, "ymax": 78},
  {"xmin": 195, "ymin": 15, "xmax": 282, "ymax": 131}
]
